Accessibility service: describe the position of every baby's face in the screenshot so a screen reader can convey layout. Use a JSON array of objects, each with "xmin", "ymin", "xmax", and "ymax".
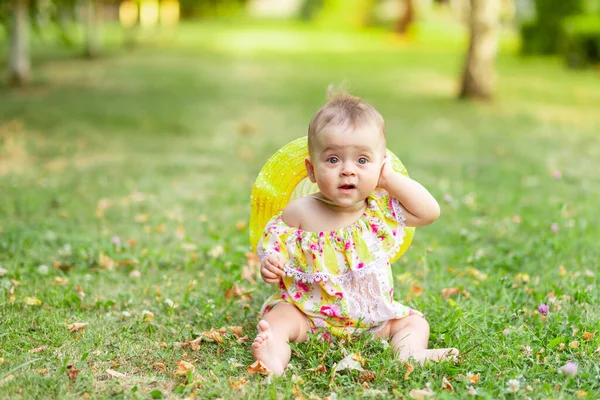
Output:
[{"xmin": 307, "ymin": 124, "xmax": 386, "ymax": 207}]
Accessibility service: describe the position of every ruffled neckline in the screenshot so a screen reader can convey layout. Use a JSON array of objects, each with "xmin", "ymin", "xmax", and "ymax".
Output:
[{"xmin": 271, "ymin": 194, "xmax": 379, "ymax": 237}]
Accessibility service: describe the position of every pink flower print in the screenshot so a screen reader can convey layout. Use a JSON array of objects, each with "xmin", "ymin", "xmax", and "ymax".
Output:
[
  {"xmin": 281, "ymin": 292, "xmax": 288, "ymax": 300},
  {"xmin": 320, "ymin": 304, "xmax": 341, "ymax": 318},
  {"xmin": 344, "ymin": 241, "xmax": 351, "ymax": 251},
  {"xmin": 389, "ymin": 288, "xmax": 394, "ymax": 300},
  {"xmin": 279, "ymin": 280, "xmax": 286, "ymax": 290},
  {"xmin": 313, "ymin": 318, "xmax": 327, "ymax": 328},
  {"xmin": 310, "ymin": 243, "xmax": 318, "ymax": 251},
  {"xmin": 371, "ymin": 223, "xmax": 379, "ymax": 233},
  {"xmin": 357, "ymin": 262, "xmax": 365, "ymax": 269},
  {"xmin": 334, "ymin": 292, "xmax": 344, "ymax": 298},
  {"xmin": 297, "ymin": 281, "xmax": 310, "ymax": 293},
  {"xmin": 312, "ymin": 254, "xmax": 316, "ymax": 260},
  {"xmin": 319, "ymin": 232, "xmax": 324, "ymax": 238},
  {"xmin": 294, "ymin": 292, "xmax": 303, "ymax": 300}
]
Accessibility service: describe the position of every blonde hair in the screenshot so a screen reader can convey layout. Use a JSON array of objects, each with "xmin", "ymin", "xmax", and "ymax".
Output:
[{"xmin": 307, "ymin": 86, "xmax": 385, "ymax": 156}]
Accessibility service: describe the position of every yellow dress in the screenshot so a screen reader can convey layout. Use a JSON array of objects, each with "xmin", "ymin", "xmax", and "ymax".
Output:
[{"xmin": 257, "ymin": 190, "xmax": 422, "ymax": 338}]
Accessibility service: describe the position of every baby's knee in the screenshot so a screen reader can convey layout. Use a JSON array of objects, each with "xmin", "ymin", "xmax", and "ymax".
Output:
[{"xmin": 398, "ymin": 314, "xmax": 430, "ymax": 333}]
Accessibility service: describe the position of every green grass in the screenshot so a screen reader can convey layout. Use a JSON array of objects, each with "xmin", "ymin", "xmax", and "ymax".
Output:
[{"xmin": 1, "ymin": 19, "xmax": 600, "ymax": 399}]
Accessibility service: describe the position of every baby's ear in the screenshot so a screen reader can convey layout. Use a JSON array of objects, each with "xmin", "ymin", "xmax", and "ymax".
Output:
[{"xmin": 305, "ymin": 157, "xmax": 316, "ymax": 183}]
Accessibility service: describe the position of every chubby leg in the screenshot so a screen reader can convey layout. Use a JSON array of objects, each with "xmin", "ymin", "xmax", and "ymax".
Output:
[
  {"xmin": 251, "ymin": 303, "xmax": 310, "ymax": 376},
  {"xmin": 378, "ymin": 315, "xmax": 459, "ymax": 363}
]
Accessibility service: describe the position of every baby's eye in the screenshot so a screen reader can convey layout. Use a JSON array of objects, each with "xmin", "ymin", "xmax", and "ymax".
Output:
[
  {"xmin": 327, "ymin": 157, "xmax": 339, "ymax": 164},
  {"xmin": 358, "ymin": 157, "xmax": 368, "ymax": 165}
]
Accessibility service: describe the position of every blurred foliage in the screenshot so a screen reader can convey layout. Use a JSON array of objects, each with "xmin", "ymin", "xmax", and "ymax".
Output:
[
  {"xmin": 561, "ymin": 14, "xmax": 600, "ymax": 68},
  {"xmin": 179, "ymin": 0, "xmax": 248, "ymax": 18},
  {"xmin": 520, "ymin": 0, "xmax": 584, "ymax": 55},
  {"xmin": 520, "ymin": 0, "xmax": 600, "ymax": 68}
]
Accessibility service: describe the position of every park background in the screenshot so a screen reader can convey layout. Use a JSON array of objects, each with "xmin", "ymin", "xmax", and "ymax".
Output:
[{"xmin": 1, "ymin": 0, "xmax": 599, "ymax": 398}]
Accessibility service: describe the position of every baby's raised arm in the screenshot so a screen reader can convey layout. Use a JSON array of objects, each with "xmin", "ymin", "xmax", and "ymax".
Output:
[{"xmin": 377, "ymin": 157, "xmax": 440, "ymax": 227}]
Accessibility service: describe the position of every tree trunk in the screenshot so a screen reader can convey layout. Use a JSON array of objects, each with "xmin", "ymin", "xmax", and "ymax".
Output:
[
  {"xmin": 8, "ymin": 0, "xmax": 30, "ymax": 87},
  {"xmin": 458, "ymin": 0, "xmax": 500, "ymax": 100},
  {"xmin": 395, "ymin": 0, "xmax": 414, "ymax": 35},
  {"xmin": 85, "ymin": 0, "xmax": 102, "ymax": 58}
]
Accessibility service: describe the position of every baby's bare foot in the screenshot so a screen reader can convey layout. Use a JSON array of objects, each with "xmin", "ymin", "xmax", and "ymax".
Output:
[
  {"xmin": 251, "ymin": 320, "xmax": 284, "ymax": 376},
  {"xmin": 404, "ymin": 348, "xmax": 459, "ymax": 364}
]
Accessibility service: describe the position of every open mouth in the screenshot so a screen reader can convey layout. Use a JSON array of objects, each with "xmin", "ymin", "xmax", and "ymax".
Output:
[{"xmin": 339, "ymin": 184, "xmax": 356, "ymax": 190}]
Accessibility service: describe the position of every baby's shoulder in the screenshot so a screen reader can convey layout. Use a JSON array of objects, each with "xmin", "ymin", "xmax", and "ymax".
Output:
[{"xmin": 281, "ymin": 197, "xmax": 313, "ymax": 229}]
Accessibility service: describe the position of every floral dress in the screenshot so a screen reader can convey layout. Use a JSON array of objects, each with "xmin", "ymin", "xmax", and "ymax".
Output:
[{"xmin": 257, "ymin": 190, "xmax": 422, "ymax": 338}]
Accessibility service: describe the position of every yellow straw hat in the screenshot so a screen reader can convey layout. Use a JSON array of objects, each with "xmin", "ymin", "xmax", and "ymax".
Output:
[{"xmin": 249, "ymin": 136, "xmax": 414, "ymax": 263}]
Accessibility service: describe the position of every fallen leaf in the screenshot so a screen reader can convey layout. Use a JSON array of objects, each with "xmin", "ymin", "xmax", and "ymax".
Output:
[
  {"xmin": 228, "ymin": 326, "xmax": 243, "ymax": 337},
  {"xmin": 67, "ymin": 323, "xmax": 88, "ymax": 333},
  {"xmin": 66, "ymin": 365, "xmax": 80, "ymax": 382},
  {"xmin": 468, "ymin": 267, "xmax": 487, "ymax": 281},
  {"xmin": 359, "ymin": 370, "xmax": 376, "ymax": 383},
  {"xmin": 404, "ymin": 363, "xmax": 415, "ymax": 380},
  {"xmin": 410, "ymin": 284, "xmax": 424, "ymax": 296},
  {"xmin": 52, "ymin": 277, "xmax": 69, "ymax": 285},
  {"xmin": 309, "ymin": 364, "xmax": 327, "ymax": 373},
  {"xmin": 99, "ymin": 253, "xmax": 115, "ymax": 270},
  {"xmin": 441, "ymin": 288, "xmax": 461, "ymax": 298},
  {"xmin": 442, "ymin": 376, "xmax": 454, "ymax": 392},
  {"xmin": 229, "ymin": 377, "xmax": 248, "ymax": 390},
  {"xmin": 292, "ymin": 384, "xmax": 305, "ymax": 400},
  {"xmin": 29, "ymin": 345, "xmax": 49, "ymax": 353},
  {"xmin": 202, "ymin": 329, "xmax": 224, "ymax": 343},
  {"xmin": 334, "ymin": 353, "xmax": 364, "ymax": 372},
  {"xmin": 106, "ymin": 369, "xmax": 126, "ymax": 378},
  {"xmin": 23, "ymin": 297, "xmax": 42, "ymax": 306},
  {"xmin": 466, "ymin": 372, "xmax": 480, "ymax": 384},
  {"xmin": 235, "ymin": 221, "xmax": 246, "ymax": 231},
  {"xmin": 236, "ymin": 335, "xmax": 249, "ymax": 344},
  {"xmin": 175, "ymin": 360, "xmax": 195, "ymax": 376},
  {"xmin": 143, "ymin": 311, "xmax": 154, "ymax": 323},
  {"xmin": 352, "ymin": 353, "xmax": 366, "ymax": 366},
  {"xmin": 409, "ymin": 388, "xmax": 435, "ymax": 399},
  {"xmin": 582, "ymin": 332, "xmax": 595, "ymax": 341},
  {"xmin": 569, "ymin": 341, "xmax": 579, "ymax": 349},
  {"xmin": 577, "ymin": 390, "xmax": 588, "ymax": 398},
  {"xmin": 152, "ymin": 362, "xmax": 166, "ymax": 372},
  {"xmin": 247, "ymin": 359, "xmax": 272, "ymax": 375}
]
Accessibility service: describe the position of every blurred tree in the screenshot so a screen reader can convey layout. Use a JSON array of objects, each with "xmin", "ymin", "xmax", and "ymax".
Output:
[
  {"xmin": 394, "ymin": 0, "xmax": 414, "ymax": 35},
  {"xmin": 7, "ymin": 0, "xmax": 31, "ymax": 87},
  {"xmin": 459, "ymin": 0, "xmax": 501, "ymax": 100},
  {"xmin": 84, "ymin": 0, "xmax": 102, "ymax": 58}
]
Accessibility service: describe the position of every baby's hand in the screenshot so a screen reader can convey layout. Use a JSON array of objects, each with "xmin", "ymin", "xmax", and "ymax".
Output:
[
  {"xmin": 260, "ymin": 254, "xmax": 286, "ymax": 284},
  {"xmin": 377, "ymin": 155, "xmax": 394, "ymax": 190}
]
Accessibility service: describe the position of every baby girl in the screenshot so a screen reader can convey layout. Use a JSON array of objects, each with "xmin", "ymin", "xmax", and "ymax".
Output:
[{"xmin": 252, "ymin": 88, "xmax": 458, "ymax": 376}]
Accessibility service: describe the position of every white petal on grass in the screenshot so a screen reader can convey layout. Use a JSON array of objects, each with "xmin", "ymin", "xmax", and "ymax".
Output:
[
  {"xmin": 0, "ymin": 267, "xmax": 7, "ymax": 277},
  {"xmin": 333, "ymin": 353, "xmax": 363, "ymax": 372},
  {"xmin": 506, "ymin": 379, "xmax": 520, "ymax": 393}
]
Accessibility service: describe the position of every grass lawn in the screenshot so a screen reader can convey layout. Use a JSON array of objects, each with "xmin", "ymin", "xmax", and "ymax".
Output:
[{"xmin": 1, "ymin": 18, "xmax": 600, "ymax": 399}]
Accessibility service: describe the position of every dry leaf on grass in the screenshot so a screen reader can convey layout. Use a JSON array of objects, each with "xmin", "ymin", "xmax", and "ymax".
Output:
[
  {"xmin": 202, "ymin": 328, "xmax": 225, "ymax": 343},
  {"xmin": 228, "ymin": 326, "xmax": 243, "ymax": 337},
  {"xmin": 409, "ymin": 388, "xmax": 435, "ymax": 399},
  {"xmin": 52, "ymin": 277, "xmax": 69, "ymax": 285},
  {"xmin": 29, "ymin": 345, "xmax": 48, "ymax": 353},
  {"xmin": 175, "ymin": 360, "xmax": 195, "ymax": 376},
  {"xmin": 441, "ymin": 288, "xmax": 461, "ymax": 298},
  {"xmin": 229, "ymin": 377, "xmax": 248, "ymax": 390},
  {"xmin": 152, "ymin": 362, "xmax": 166, "ymax": 372},
  {"xmin": 66, "ymin": 365, "xmax": 80, "ymax": 382},
  {"xmin": 442, "ymin": 376, "xmax": 454, "ymax": 392},
  {"xmin": 410, "ymin": 284, "xmax": 424, "ymax": 296},
  {"xmin": 247, "ymin": 360, "xmax": 272, "ymax": 375},
  {"xmin": 23, "ymin": 296, "xmax": 42, "ymax": 306},
  {"xmin": 334, "ymin": 353, "xmax": 364, "ymax": 372},
  {"xmin": 404, "ymin": 362, "xmax": 415, "ymax": 380},
  {"xmin": 582, "ymin": 331, "xmax": 595, "ymax": 341},
  {"xmin": 67, "ymin": 323, "xmax": 88, "ymax": 332},
  {"xmin": 106, "ymin": 369, "xmax": 126, "ymax": 378},
  {"xmin": 466, "ymin": 372, "xmax": 480, "ymax": 384},
  {"xmin": 236, "ymin": 335, "xmax": 249, "ymax": 344}
]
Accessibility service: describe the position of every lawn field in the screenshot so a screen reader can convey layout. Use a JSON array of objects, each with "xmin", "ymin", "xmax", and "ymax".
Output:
[{"xmin": 1, "ymin": 20, "xmax": 599, "ymax": 399}]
